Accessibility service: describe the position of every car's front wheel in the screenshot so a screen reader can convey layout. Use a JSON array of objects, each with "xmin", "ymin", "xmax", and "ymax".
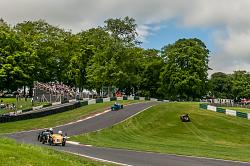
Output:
[
  {"xmin": 62, "ymin": 141, "xmax": 66, "ymax": 146},
  {"xmin": 49, "ymin": 138, "xmax": 53, "ymax": 146}
]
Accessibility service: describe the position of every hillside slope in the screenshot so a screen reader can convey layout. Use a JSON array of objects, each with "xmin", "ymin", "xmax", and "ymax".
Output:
[{"xmin": 72, "ymin": 102, "xmax": 250, "ymax": 162}]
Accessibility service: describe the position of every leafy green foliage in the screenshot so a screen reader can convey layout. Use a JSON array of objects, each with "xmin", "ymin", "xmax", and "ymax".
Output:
[
  {"xmin": 14, "ymin": 20, "xmax": 71, "ymax": 83},
  {"xmin": 231, "ymin": 70, "xmax": 250, "ymax": 99},
  {"xmin": 1, "ymin": 17, "xmax": 213, "ymax": 100},
  {"xmin": 139, "ymin": 49, "xmax": 164, "ymax": 97},
  {"xmin": 161, "ymin": 38, "xmax": 209, "ymax": 100},
  {"xmin": 0, "ymin": 23, "xmax": 37, "ymax": 91},
  {"xmin": 104, "ymin": 16, "xmax": 140, "ymax": 46},
  {"xmin": 209, "ymin": 72, "xmax": 233, "ymax": 98},
  {"xmin": 209, "ymin": 71, "xmax": 250, "ymax": 100}
]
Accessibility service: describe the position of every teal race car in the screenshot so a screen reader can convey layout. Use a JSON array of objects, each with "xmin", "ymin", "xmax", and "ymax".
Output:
[{"xmin": 111, "ymin": 103, "xmax": 123, "ymax": 111}]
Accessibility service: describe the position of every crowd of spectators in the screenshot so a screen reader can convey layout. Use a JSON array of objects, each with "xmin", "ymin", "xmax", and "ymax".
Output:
[{"xmin": 35, "ymin": 82, "xmax": 76, "ymax": 97}]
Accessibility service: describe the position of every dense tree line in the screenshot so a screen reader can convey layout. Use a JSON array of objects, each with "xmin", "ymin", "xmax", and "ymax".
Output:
[
  {"xmin": 209, "ymin": 71, "xmax": 250, "ymax": 100},
  {"xmin": 0, "ymin": 17, "xmax": 214, "ymax": 100}
]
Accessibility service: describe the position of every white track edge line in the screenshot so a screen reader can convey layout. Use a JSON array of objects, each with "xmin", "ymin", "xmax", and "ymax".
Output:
[
  {"xmin": 94, "ymin": 105, "xmax": 154, "ymax": 133},
  {"xmin": 4, "ymin": 109, "xmax": 111, "ymax": 135},
  {"xmin": 66, "ymin": 141, "xmax": 80, "ymax": 145},
  {"xmin": 62, "ymin": 150, "xmax": 132, "ymax": 166},
  {"xmin": 166, "ymin": 153, "xmax": 250, "ymax": 165},
  {"xmin": 78, "ymin": 145, "xmax": 250, "ymax": 165},
  {"xmin": 4, "ymin": 101, "xmax": 151, "ymax": 135},
  {"xmin": 109, "ymin": 147, "xmax": 250, "ymax": 165}
]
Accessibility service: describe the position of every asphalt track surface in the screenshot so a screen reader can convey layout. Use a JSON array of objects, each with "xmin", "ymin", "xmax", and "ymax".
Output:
[{"xmin": 5, "ymin": 102, "xmax": 250, "ymax": 166}]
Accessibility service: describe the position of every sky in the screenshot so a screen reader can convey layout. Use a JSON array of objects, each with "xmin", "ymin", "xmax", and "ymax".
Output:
[{"xmin": 1, "ymin": 0, "xmax": 250, "ymax": 74}]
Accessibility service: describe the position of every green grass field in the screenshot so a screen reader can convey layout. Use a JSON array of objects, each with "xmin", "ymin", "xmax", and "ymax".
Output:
[
  {"xmin": 0, "ymin": 138, "xmax": 116, "ymax": 166},
  {"xmin": 71, "ymin": 102, "xmax": 250, "ymax": 162},
  {"xmin": 221, "ymin": 106, "xmax": 250, "ymax": 113},
  {"xmin": 0, "ymin": 98, "xmax": 47, "ymax": 115},
  {"xmin": 0, "ymin": 100, "xmax": 142, "ymax": 134}
]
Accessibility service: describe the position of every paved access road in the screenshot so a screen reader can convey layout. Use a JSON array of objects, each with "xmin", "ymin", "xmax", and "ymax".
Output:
[{"xmin": 6, "ymin": 102, "xmax": 250, "ymax": 166}]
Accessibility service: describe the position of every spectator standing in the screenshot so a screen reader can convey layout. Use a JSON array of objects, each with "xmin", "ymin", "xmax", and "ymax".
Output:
[{"xmin": 31, "ymin": 97, "xmax": 34, "ymax": 106}]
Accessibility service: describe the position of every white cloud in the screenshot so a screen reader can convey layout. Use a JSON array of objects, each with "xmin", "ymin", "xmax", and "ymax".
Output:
[{"xmin": 136, "ymin": 25, "xmax": 151, "ymax": 43}]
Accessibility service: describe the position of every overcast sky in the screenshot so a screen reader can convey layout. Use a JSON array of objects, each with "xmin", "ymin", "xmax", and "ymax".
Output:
[{"xmin": 1, "ymin": 0, "xmax": 250, "ymax": 74}]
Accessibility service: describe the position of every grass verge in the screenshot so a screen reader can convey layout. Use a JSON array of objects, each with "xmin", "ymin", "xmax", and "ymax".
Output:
[
  {"xmin": 71, "ymin": 102, "xmax": 250, "ymax": 162},
  {"xmin": 0, "ymin": 98, "xmax": 47, "ymax": 115},
  {"xmin": 0, "ymin": 100, "xmax": 141, "ymax": 134},
  {"xmin": 0, "ymin": 138, "xmax": 116, "ymax": 166}
]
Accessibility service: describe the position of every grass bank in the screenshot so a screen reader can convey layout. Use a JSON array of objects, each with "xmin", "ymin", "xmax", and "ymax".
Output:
[
  {"xmin": 0, "ymin": 97, "xmax": 47, "ymax": 115},
  {"xmin": 0, "ymin": 138, "xmax": 116, "ymax": 166},
  {"xmin": 0, "ymin": 100, "xmax": 141, "ymax": 134},
  {"xmin": 71, "ymin": 102, "xmax": 250, "ymax": 162}
]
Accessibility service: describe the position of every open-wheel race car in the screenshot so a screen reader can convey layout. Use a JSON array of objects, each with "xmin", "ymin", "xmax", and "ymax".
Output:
[
  {"xmin": 48, "ymin": 131, "xmax": 67, "ymax": 146},
  {"xmin": 37, "ymin": 128, "xmax": 53, "ymax": 144},
  {"xmin": 180, "ymin": 114, "xmax": 190, "ymax": 122},
  {"xmin": 111, "ymin": 102, "xmax": 123, "ymax": 111}
]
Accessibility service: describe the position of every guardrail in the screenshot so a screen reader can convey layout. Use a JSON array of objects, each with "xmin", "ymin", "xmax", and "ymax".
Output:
[
  {"xmin": 0, "ymin": 96, "xmax": 168, "ymax": 123},
  {"xmin": 199, "ymin": 103, "xmax": 250, "ymax": 120}
]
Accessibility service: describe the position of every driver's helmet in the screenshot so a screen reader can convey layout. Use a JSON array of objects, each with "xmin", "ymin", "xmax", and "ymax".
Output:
[
  {"xmin": 58, "ymin": 130, "xmax": 62, "ymax": 135},
  {"xmin": 49, "ymin": 128, "xmax": 53, "ymax": 131}
]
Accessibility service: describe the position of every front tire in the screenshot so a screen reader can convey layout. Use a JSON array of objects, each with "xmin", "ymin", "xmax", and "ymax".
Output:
[
  {"xmin": 62, "ymin": 141, "xmax": 66, "ymax": 146},
  {"xmin": 49, "ymin": 138, "xmax": 53, "ymax": 146}
]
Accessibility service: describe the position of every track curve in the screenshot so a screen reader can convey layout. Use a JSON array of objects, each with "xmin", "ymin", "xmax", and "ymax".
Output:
[{"xmin": 6, "ymin": 102, "xmax": 250, "ymax": 166}]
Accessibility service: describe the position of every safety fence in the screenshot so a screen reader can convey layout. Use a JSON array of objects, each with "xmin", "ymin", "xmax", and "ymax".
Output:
[
  {"xmin": 0, "ymin": 97, "xmax": 168, "ymax": 123},
  {"xmin": 199, "ymin": 103, "xmax": 250, "ymax": 120}
]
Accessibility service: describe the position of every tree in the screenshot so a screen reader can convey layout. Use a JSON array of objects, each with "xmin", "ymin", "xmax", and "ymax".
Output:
[
  {"xmin": 104, "ymin": 16, "xmax": 140, "ymax": 46},
  {"xmin": 14, "ymin": 20, "xmax": 71, "ymax": 83},
  {"xmin": 209, "ymin": 72, "xmax": 233, "ymax": 98},
  {"xmin": 231, "ymin": 70, "xmax": 250, "ymax": 100},
  {"xmin": 86, "ymin": 42, "xmax": 143, "ymax": 95},
  {"xmin": 139, "ymin": 49, "xmax": 165, "ymax": 97},
  {"xmin": 0, "ymin": 21, "xmax": 37, "ymax": 92},
  {"xmin": 160, "ymin": 38, "xmax": 209, "ymax": 100},
  {"xmin": 86, "ymin": 18, "xmax": 142, "ymax": 95}
]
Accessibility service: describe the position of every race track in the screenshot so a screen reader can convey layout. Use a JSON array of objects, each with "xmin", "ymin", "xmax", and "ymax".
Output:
[{"xmin": 6, "ymin": 102, "xmax": 250, "ymax": 166}]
